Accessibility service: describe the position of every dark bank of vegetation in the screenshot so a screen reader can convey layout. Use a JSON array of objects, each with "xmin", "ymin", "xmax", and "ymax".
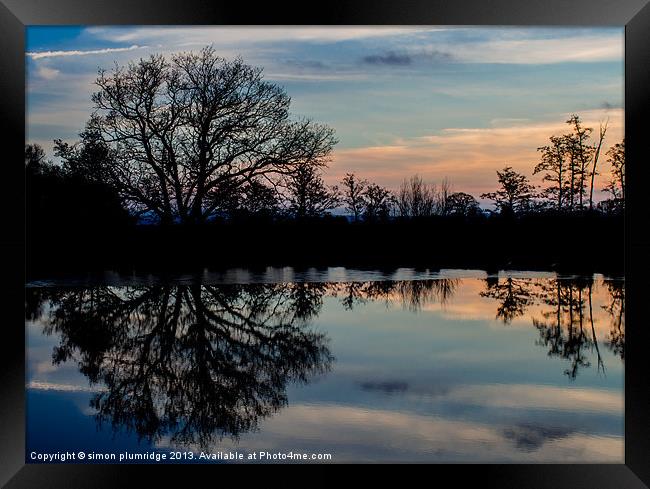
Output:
[{"xmin": 26, "ymin": 47, "xmax": 625, "ymax": 279}]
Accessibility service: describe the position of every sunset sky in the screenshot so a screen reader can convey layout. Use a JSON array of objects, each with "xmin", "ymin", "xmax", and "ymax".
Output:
[{"xmin": 26, "ymin": 26, "xmax": 624, "ymax": 204}]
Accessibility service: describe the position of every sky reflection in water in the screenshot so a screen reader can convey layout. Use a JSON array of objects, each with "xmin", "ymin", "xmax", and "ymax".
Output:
[{"xmin": 25, "ymin": 269, "xmax": 624, "ymax": 462}]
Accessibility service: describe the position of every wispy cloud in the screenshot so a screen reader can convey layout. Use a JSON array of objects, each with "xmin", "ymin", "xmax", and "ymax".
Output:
[
  {"xmin": 84, "ymin": 26, "xmax": 435, "ymax": 46},
  {"xmin": 329, "ymin": 108, "xmax": 623, "ymax": 198},
  {"xmin": 168, "ymin": 403, "xmax": 623, "ymax": 462},
  {"xmin": 424, "ymin": 34, "xmax": 624, "ymax": 64},
  {"xmin": 362, "ymin": 51, "xmax": 413, "ymax": 66},
  {"xmin": 36, "ymin": 65, "xmax": 60, "ymax": 80},
  {"xmin": 362, "ymin": 49, "xmax": 453, "ymax": 66},
  {"xmin": 27, "ymin": 44, "xmax": 145, "ymax": 60},
  {"xmin": 27, "ymin": 380, "xmax": 104, "ymax": 392}
]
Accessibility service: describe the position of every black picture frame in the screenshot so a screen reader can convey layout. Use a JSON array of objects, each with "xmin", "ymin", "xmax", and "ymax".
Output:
[{"xmin": 2, "ymin": 0, "xmax": 649, "ymax": 486}]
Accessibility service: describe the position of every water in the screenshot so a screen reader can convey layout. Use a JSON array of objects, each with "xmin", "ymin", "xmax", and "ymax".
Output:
[{"xmin": 25, "ymin": 268, "xmax": 624, "ymax": 463}]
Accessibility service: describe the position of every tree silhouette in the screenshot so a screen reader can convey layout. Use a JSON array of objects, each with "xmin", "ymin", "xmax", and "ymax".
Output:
[
  {"xmin": 447, "ymin": 192, "xmax": 480, "ymax": 217},
  {"xmin": 534, "ymin": 135, "xmax": 567, "ymax": 211},
  {"xmin": 363, "ymin": 183, "xmax": 394, "ymax": 221},
  {"xmin": 534, "ymin": 115, "xmax": 610, "ymax": 213},
  {"xmin": 564, "ymin": 115, "xmax": 596, "ymax": 211},
  {"xmin": 481, "ymin": 166, "xmax": 536, "ymax": 216},
  {"xmin": 54, "ymin": 124, "xmax": 115, "ymax": 184},
  {"xmin": 25, "ymin": 143, "xmax": 50, "ymax": 176},
  {"xmin": 340, "ymin": 173, "xmax": 367, "ymax": 221},
  {"xmin": 233, "ymin": 178, "xmax": 280, "ymax": 218},
  {"xmin": 33, "ymin": 283, "xmax": 333, "ymax": 448},
  {"xmin": 588, "ymin": 120, "xmax": 608, "ymax": 211},
  {"xmin": 436, "ymin": 177, "xmax": 453, "ymax": 216},
  {"xmin": 397, "ymin": 175, "xmax": 437, "ymax": 218},
  {"xmin": 603, "ymin": 140, "xmax": 625, "ymax": 213},
  {"xmin": 283, "ymin": 162, "xmax": 339, "ymax": 218},
  {"xmin": 72, "ymin": 47, "xmax": 337, "ymax": 224}
]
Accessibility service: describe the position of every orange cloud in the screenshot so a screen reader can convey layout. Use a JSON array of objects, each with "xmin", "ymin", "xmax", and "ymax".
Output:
[{"xmin": 327, "ymin": 108, "xmax": 623, "ymax": 198}]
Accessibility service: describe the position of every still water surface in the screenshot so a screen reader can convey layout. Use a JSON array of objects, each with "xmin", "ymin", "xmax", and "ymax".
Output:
[{"xmin": 25, "ymin": 268, "xmax": 624, "ymax": 462}]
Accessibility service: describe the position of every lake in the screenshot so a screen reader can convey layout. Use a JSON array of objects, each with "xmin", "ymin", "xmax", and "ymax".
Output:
[{"xmin": 25, "ymin": 268, "xmax": 624, "ymax": 463}]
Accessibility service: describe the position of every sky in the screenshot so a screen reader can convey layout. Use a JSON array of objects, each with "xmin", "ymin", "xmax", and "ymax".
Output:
[{"xmin": 26, "ymin": 26, "xmax": 624, "ymax": 203}]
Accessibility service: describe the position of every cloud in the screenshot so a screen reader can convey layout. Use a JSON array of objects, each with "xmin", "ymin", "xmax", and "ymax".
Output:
[
  {"xmin": 440, "ymin": 383, "xmax": 623, "ymax": 414},
  {"xmin": 433, "ymin": 34, "xmax": 623, "ymax": 64},
  {"xmin": 362, "ymin": 52, "xmax": 413, "ymax": 66},
  {"xmin": 359, "ymin": 380, "xmax": 409, "ymax": 394},
  {"xmin": 328, "ymin": 108, "xmax": 624, "ymax": 198},
  {"xmin": 361, "ymin": 49, "xmax": 453, "ymax": 66},
  {"xmin": 78, "ymin": 27, "xmax": 621, "ymax": 65},
  {"xmin": 36, "ymin": 65, "xmax": 60, "ymax": 80},
  {"xmin": 162, "ymin": 403, "xmax": 623, "ymax": 461},
  {"xmin": 26, "ymin": 44, "xmax": 145, "ymax": 60},
  {"xmin": 26, "ymin": 380, "xmax": 104, "ymax": 393},
  {"xmin": 502, "ymin": 423, "xmax": 575, "ymax": 451},
  {"xmin": 264, "ymin": 71, "xmax": 368, "ymax": 82},
  {"xmin": 282, "ymin": 59, "xmax": 328, "ymax": 70},
  {"xmin": 84, "ymin": 26, "xmax": 435, "ymax": 46},
  {"xmin": 600, "ymin": 100, "xmax": 621, "ymax": 110}
]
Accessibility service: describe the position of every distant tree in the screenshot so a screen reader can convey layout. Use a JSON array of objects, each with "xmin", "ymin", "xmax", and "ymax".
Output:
[
  {"xmin": 397, "ymin": 175, "xmax": 437, "ymax": 218},
  {"xmin": 603, "ymin": 139, "xmax": 625, "ymax": 209},
  {"xmin": 284, "ymin": 163, "xmax": 339, "ymax": 218},
  {"xmin": 564, "ymin": 115, "xmax": 594, "ymax": 211},
  {"xmin": 54, "ymin": 124, "xmax": 115, "ymax": 185},
  {"xmin": 363, "ymin": 183, "xmax": 394, "ymax": 221},
  {"xmin": 447, "ymin": 191, "xmax": 480, "ymax": 217},
  {"xmin": 535, "ymin": 115, "xmax": 608, "ymax": 213},
  {"xmin": 25, "ymin": 143, "xmax": 49, "ymax": 175},
  {"xmin": 238, "ymin": 178, "xmax": 280, "ymax": 217},
  {"xmin": 481, "ymin": 166, "xmax": 536, "ymax": 216},
  {"xmin": 80, "ymin": 47, "xmax": 336, "ymax": 224},
  {"xmin": 340, "ymin": 173, "xmax": 367, "ymax": 221},
  {"xmin": 588, "ymin": 120, "xmax": 608, "ymax": 210},
  {"xmin": 534, "ymin": 135, "xmax": 567, "ymax": 211},
  {"xmin": 436, "ymin": 177, "xmax": 452, "ymax": 216}
]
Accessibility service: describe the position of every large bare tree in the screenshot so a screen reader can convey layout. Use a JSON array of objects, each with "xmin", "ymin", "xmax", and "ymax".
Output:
[{"xmin": 72, "ymin": 47, "xmax": 337, "ymax": 224}]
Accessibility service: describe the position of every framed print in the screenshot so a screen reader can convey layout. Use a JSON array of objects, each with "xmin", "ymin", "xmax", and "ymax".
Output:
[{"xmin": 2, "ymin": 0, "xmax": 649, "ymax": 486}]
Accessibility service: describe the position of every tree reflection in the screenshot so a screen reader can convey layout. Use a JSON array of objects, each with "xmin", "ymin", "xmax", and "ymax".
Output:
[
  {"xmin": 602, "ymin": 279, "xmax": 625, "ymax": 359},
  {"xmin": 27, "ymin": 273, "xmax": 625, "ymax": 445},
  {"xmin": 31, "ymin": 283, "xmax": 334, "ymax": 448},
  {"xmin": 480, "ymin": 275, "xmax": 624, "ymax": 380},
  {"xmin": 330, "ymin": 279, "xmax": 459, "ymax": 312},
  {"xmin": 533, "ymin": 278, "xmax": 593, "ymax": 379},
  {"xmin": 481, "ymin": 276, "xmax": 536, "ymax": 324}
]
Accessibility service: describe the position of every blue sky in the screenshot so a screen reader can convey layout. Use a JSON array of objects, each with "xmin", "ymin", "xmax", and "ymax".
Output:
[{"xmin": 26, "ymin": 26, "xmax": 624, "ymax": 200}]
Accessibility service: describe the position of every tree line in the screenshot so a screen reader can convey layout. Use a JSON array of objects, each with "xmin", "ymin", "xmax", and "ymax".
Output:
[
  {"xmin": 482, "ymin": 115, "xmax": 624, "ymax": 217},
  {"xmin": 25, "ymin": 47, "xmax": 625, "ymax": 225}
]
